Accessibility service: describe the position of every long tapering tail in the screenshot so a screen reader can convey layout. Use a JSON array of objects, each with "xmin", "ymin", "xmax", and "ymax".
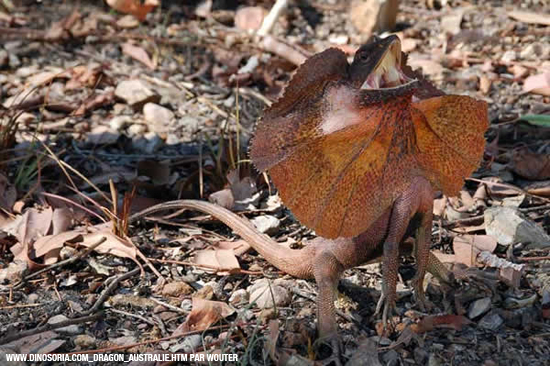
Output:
[{"xmin": 129, "ymin": 200, "xmax": 315, "ymax": 278}]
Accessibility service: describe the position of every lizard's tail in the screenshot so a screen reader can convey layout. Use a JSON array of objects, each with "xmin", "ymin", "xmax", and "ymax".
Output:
[{"xmin": 129, "ymin": 200, "xmax": 315, "ymax": 279}]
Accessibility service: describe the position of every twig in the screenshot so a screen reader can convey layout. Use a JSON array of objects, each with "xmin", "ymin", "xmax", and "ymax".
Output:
[
  {"xmin": 109, "ymin": 308, "xmax": 156, "ymax": 326},
  {"xmin": 81, "ymin": 267, "xmax": 140, "ymax": 316},
  {"xmin": 16, "ymin": 237, "xmax": 107, "ymax": 286},
  {"xmin": 66, "ymin": 323, "xmax": 248, "ymax": 355},
  {"xmin": 0, "ymin": 303, "xmax": 42, "ymax": 310},
  {"xmin": 467, "ymin": 178, "xmax": 550, "ymax": 203},
  {"xmin": 0, "ymin": 313, "xmax": 102, "ymax": 345},
  {"xmin": 149, "ymin": 297, "xmax": 188, "ymax": 314},
  {"xmin": 257, "ymin": 0, "xmax": 288, "ymax": 37}
]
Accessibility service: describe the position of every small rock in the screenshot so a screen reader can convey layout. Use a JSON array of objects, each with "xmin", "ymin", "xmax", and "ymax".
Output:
[
  {"xmin": 250, "ymin": 215, "xmax": 280, "ymax": 235},
  {"xmin": 171, "ymin": 334, "xmax": 202, "ymax": 353},
  {"xmin": 441, "ymin": 10, "xmax": 463, "ymax": 35},
  {"xmin": 501, "ymin": 50, "xmax": 517, "ymax": 63},
  {"xmin": 160, "ymin": 281, "xmax": 194, "ymax": 297},
  {"xmin": 115, "ymin": 79, "xmax": 159, "ymax": 108},
  {"xmin": 143, "ymin": 103, "xmax": 174, "ymax": 134},
  {"xmin": 229, "ymin": 289, "xmax": 249, "ymax": 305},
  {"xmin": 48, "ymin": 315, "xmax": 82, "ymax": 334},
  {"xmin": 109, "ymin": 294, "xmax": 156, "ymax": 309},
  {"xmin": 484, "ymin": 207, "xmax": 550, "ymax": 248},
  {"xmin": 0, "ymin": 347, "xmax": 25, "ymax": 366},
  {"xmin": 117, "ymin": 15, "xmax": 140, "ymax": 29},
  {"xmin": 8, "ymin": 53, "xmax": 21, "ymax": 68},
  {"xmin": 468, "ymin": 297, "xmax": 492, "ymax": 319},
  {"xmin": 259, "ymin": 308, "xmax": 277, "ymax": 323},
  {"xmin": 193, "ymin": 284, "xmax": 214, "ymax": 300},
  {"xmin": 127, "ymin": 123, "xmax": 147, "ymax": 136},
  {"xmin": 0, "ymin": 49, "xmax": 8, "ymax": 69},
  {"xmin": 86, "ymin": 125, "xmax": 120, "ymax": 145},
  {"xmin": 248, "ymin": 278, "xmax": 291, "ymax": 309},
  {"xmin": 347, "ymin": 338, "xmax": 383, "ymax": 366},
  {"xmin": 15, "ymin": 112, "xmax": 37, "ymax": 124},
  {"xmin": 74, "ymin": 334, "xmax": 96, "ymax": 348},
  {"xmin": 234, "ymin": 6, "xmax": 267, "ymax": 31},
  {"xmin": 109, "ymin": 115, "xmax": 133, "ymax": 130},
  {"xmin": 328, "ymin": 34, "xmax": 349, "ymax": 45},
  {"xmin": 478, "ymin": 311, "xmax": 503, "ymax": 331},
  {"xmin": 350, "ymin": 0, "xmax": 398, "ymax": 38},
  {"xmin": 110, "ymin": 335, "xmax": 137, "ymax": 346},
  {"xmin": 0, "ymin": 260, "xmax": 28, "ymax": 284},
  {"xmin": 511, "ymin": 64, "xmax": 528, "ymax": 78},
  {"xmin": 520, "ymin": 43, "xmax": 541, "ymax": 60},
  {"xmin": 27, "ymin": 293, "xmax": 39, "ymax": 304},
  {"xmin": 132, "ymin": 132, "xmax": 164, "ymax": 153}
]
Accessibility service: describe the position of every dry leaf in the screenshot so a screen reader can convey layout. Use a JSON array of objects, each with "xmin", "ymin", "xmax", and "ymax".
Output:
[
  {"xmin": 508, "ymin": 10, "xmax": 550, "ymax": 26},
  {"xmin": 106, "ymin": 0, "xmax": 158, "ymax": 21},
  {"xmin": 234, "ymin": 6, "xmax": 267, "ymax": 31},
  {"xmin": 411, "ymin": 314, "xmax": 472, "ymax": 334},
  {"xmin": 453, "ymin": 235, "xmax": 498, "ymax": 266},
  {"xmin": 523, "ymin": 72, "xmax": 550, "ymax": 96},
  {"xmin": 122, "ymin": 42, "xmax": 155, "ymax": 70},
  {"xmin": 215, "ymin": 239, "xmax": 251, "ymax": 257},
  {"xmin": 176, "ymin": 298, "xmax": 234, "ymax": 334},
  {"xmin": 510, "ymin": 148, "xmax": 550, "ymax": 180},
  {"xmin": 193, "ymin": 249, "xmax": 241, "ymax": 274},
  {"xmin": 137, "ymin": 160, "xmax": 170, "ymax": 185}
]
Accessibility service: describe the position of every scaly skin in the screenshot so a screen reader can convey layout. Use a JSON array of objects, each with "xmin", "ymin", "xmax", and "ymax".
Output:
[{"xmin": 129, "ymin": 180, "xmax": 451, "ymax": 342}]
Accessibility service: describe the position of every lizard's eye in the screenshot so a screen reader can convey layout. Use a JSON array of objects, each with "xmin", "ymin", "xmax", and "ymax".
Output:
[{"xmin": 359, "ymin": 52, "xmax": 369, "ymax": 62}]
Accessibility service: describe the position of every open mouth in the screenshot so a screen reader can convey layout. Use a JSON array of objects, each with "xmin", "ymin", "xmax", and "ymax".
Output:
[{"xmin": 360, "ymin": 40, "xmax": 414, "ymax": 90}]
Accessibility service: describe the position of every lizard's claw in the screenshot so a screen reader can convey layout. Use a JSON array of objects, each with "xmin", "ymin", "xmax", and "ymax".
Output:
[
  {"xmin": 412, "ymin": 278, "xmax": 433, "ymax": 312},
  {"xmin": 375, "ymin": 293, "xmax": 396, "ymax": 328},
  {"xmin": 315, "ymin": 334, "xmax": 344, "ymax": 366}
]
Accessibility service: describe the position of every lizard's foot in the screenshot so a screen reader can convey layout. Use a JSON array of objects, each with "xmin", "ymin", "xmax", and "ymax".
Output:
[
  {"xmin": 374, "ymin": 293, "xmax": 396, "ymax": 327},
  {"xmin": 412, "ymin": 278, "xmax": 433, "ymax": 312},
  {"xmin": 315, "ymin": 334, "xmax": 344, "ymax": 366}
]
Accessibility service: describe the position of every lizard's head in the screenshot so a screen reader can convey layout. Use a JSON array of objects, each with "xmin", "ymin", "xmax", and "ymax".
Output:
[{"xmin": 350, "ymin": 35, "xmax": 414, "ymax": 90}]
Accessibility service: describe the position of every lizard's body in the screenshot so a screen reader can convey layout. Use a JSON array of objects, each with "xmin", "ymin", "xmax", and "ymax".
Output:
[
  {"xmin": 130, "ymin": 176, "xmax": 448, "ymax": 341},
  {"xmin": 133, "ymin": 35, "xmax": 487, "ymax": 362}
]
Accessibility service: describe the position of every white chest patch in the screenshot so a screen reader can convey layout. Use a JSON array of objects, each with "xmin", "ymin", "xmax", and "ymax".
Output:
[{"xmin": 319, "ymin": 87, "xmax": 363, "ymax": 135}]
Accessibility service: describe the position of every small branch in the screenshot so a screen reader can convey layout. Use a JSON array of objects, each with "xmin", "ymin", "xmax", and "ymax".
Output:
[
  {"xmin": 0, "ymin": 313, "xmax": 102, "ymax": 345},
  {"xmin": 81, "ymin": 267, "xmax": 140, "ymax": 316},
  {"xmin": 257, "ymin": 0, "xmax": 288, "ymax": 37}
]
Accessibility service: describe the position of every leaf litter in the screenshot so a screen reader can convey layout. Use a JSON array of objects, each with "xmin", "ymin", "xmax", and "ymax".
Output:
[{"xmin": 0, "ymin": 0, "xmax": 549, "ymax": 364}]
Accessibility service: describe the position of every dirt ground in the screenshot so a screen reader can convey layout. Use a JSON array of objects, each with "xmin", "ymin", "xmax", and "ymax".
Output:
[{"xmin": 1, "ymin": 0, "xmax": 550, "ymax": 365}]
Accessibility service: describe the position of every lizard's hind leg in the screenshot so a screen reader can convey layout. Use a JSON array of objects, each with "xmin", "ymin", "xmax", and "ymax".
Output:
[{"xmin": 313, "ymin": 249, "xmax": 345, "ymax": 364}]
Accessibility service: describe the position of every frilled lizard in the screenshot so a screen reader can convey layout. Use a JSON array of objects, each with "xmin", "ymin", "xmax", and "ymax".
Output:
[{"xmin": 130, "ymin": 35, "xmax": 488, "ymax": 362}]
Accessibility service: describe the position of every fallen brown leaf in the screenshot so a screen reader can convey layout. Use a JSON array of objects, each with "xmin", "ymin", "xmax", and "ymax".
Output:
[
  {"xmin": 122, "ymin": 42, "xmax": 155, "ymax": 70},
  {"xmin": 523, "ymin": 72, "xmax": 550, "ymax": 96},
  {"xmin": 106, "ymin": 0, "xmax": 158, "ymax": 21},
  {"xmin": 510, "ymin": 148, "xmax": 550, "ymax": 180},
  {"xmin": 175, "ymin": 298, "xmax": 234, "ymax": 334}
]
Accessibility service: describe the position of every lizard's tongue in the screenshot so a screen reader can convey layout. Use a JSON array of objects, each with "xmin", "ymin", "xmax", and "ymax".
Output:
[{"xmin": 360, "ymin": 42, "xmax": 412, "ymax": 90}]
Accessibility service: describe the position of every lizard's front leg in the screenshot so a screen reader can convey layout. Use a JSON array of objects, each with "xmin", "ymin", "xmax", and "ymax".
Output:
[
  {"xmin": 412, "ymin": 210, "xmax": 432, "ymax": 311},
  {"xmin": 411, "ymin": 178, "xmax": 435, "ymax": 311},
  {"xmin": 375, "ymin": 197, "xmax": 412, "ymax": 326}
]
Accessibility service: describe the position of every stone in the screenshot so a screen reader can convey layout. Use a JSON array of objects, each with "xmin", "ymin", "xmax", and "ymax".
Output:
[
  {"xmin": 143, "ymin": 103, "xmax": 174, "ymax": 134},
  {"xmin": 468, "ymin": 297, "xmax": 492, "ymax": 319},
  {"xmin": 250, "ymin": 215, "xmax": 280, "ymax": 235},
  {"xmin": 115, "ymin": 79, "xmax": 159, "ymax": 108},
  {"xmin": 109, "ymin": 115, "xmax": 133, "ymax": 130},
  {"xmin": 48, "ymin": 315, "xmax": 81, "ymax": 334},
  {"xmin": 248, "ymin": 278, "xmax": 291, "ymax": 309},
  {"xmin": 160, "ymin": 281, "xmax": 194, "ymax": 297}
]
